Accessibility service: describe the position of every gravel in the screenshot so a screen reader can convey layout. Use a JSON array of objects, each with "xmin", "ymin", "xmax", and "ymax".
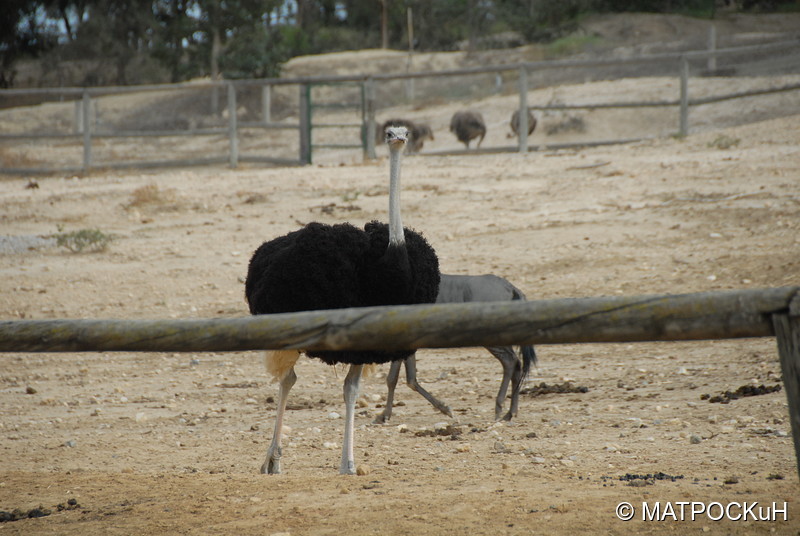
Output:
[{"xmin": 0, "ymin": 235, "xmax": 56, "ymax": 255}]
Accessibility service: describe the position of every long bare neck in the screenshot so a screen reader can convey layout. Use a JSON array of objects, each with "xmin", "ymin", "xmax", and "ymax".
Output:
[{"xmin": 388, "ymin": 146, "xmax": 405, "ymax": 246}]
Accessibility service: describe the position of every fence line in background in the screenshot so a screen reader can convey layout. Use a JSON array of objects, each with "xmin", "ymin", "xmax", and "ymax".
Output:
[
  {"xmin": 0, "ymin": 38, "xmax": 798, "ymax": 173},
  {"xmin": 0, "ymin": 286, "xmax": 798, "ymax": 480}
]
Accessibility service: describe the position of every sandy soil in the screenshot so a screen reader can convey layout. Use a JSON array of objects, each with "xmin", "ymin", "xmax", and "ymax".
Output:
[{"xmin": 1, "ymin": 102, "xmax": 799, "ymax": 534}]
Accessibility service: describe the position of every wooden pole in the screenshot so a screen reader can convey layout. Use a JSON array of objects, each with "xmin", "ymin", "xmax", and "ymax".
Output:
[
  {"xmin": 773, "ymin": 293, "xmax": 800, "ymax": 482},
  {"xmin": 0, "ymin": 287, "xmax": 795, "ymax": 354}
]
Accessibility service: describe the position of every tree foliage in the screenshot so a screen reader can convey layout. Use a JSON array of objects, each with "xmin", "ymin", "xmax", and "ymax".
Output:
[{"xmin": 1, "ymin": 0, "xmax": 796, "ymax": 88}]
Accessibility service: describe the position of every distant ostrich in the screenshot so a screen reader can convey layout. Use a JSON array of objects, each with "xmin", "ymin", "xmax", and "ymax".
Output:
[
  {"xmin": 245, "ymin": 126, "xmax": 440, "ymax": 475},
  {"xmin": 507, "ymin": 109, "xmax": 537, "ymax": 139},
  {"xmin": 379, "ymin": 118, "xmax": 435, "ymax": 153},
  {"xmin": 374, "ymin": 274, "xmax": 537, "ymax": 424},
  {"xmin": 449, "ymin": 110, "xmax": 486, "ymax": 149}
]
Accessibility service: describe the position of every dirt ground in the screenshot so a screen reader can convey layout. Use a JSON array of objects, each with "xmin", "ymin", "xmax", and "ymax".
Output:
[{"xmin": 1, "ymin": 98, "xmax": 799, "ymax": 534}]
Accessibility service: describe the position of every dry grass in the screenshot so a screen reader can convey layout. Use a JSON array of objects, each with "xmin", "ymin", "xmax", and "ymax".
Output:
[{"xmin": 125, "ymin": 183, "xmax": 179, "ymax": 210}]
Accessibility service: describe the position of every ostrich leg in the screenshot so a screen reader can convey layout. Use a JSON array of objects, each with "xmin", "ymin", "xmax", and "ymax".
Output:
[
  {"xmin": 374, "ymin": 360, "xmax": 403, "ymax": 424},
  {"xmin": 262, "ymin": 366, "xmax": 297, "ymax": 474},
  {"xmin": 340, "ymin": 364, "xmax": 363, "ymax": 474},
  {"xmin": 403, "ymin": 356, "xmax": 453, "ymax": 417},
  {"xmin": 487, "ymin": 347, "xmax": 521, "ymax": 421}
]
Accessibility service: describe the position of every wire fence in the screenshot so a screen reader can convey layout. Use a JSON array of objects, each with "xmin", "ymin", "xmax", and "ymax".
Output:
[{"xmin": 0, "ymin": 37, "xmax": 798, "ymax": 174}]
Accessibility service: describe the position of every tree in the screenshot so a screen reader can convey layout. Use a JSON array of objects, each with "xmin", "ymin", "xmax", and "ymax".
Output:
[{"xmin": 1, "ymin": 0, "xmax": 60, "ymax": 87}]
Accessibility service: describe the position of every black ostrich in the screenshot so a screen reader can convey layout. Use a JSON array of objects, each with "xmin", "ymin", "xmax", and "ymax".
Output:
[{"xmin": 245, "ymin": 126, "xmax": 440, "ymax": 475}]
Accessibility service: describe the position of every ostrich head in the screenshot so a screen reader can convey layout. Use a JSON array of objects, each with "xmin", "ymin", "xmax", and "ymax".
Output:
[
  {"xmin": 385, "ymin": 126, "xmax": 408, "ymax": 246},
  {"xmin": 385, "ymin": 126, "xmax": 408, "ymax": 151}
]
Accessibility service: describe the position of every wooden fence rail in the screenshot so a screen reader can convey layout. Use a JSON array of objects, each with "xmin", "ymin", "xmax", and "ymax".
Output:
[{"xmin": 1, "ymin": 286, "xmax": 798, "ymax": 478}]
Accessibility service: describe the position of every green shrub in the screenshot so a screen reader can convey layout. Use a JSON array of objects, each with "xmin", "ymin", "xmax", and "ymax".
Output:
[{"xmin": 50, "ymin": 228, "xmax": 114, "ymax": 253}]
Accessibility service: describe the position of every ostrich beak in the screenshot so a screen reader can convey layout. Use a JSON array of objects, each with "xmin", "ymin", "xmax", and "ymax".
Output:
[{"xmin": 387, "ymin": 134, "xmax": 407, "ymax": 147}]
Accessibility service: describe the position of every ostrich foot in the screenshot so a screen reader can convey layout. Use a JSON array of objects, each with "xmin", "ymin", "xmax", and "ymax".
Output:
[{"xmin": 261, "ymin": 447, "xmax": 282, "ymax": 474}]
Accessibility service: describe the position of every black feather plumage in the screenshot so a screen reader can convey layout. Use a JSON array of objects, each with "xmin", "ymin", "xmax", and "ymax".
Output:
[{"xmin": 245, "ymin": 220, "xmax": 440, "ymax": 366}]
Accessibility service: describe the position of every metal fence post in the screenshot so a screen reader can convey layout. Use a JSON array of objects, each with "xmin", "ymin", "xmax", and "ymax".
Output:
[
  {"xmin": 679, "ymin": 56, "xmax": 690, "ymax": 137},
  {"xmin": 81, "ymin": 90, "xmax": 91, "ymax": 172},
  {"xmin": 299, "ymin": 84, "xmax": 311, "ymax": 165},
  {"xmin": 708, "ymin": 24, "xmax": 717, "ymax": 73},
  {"xmin": 518, "ymin": 67, "xmax": 529, "ymax": 153},
  {"xmin": 364, "ymin": 77, "xmax": 376, "ymax": 160},
  {"xmin": 262, "ymin": 85, "xmax": 271, "ymax": 125},
  {"xmin": 227, "ymin": 83, "xmax": 238, "ymax": 168}
]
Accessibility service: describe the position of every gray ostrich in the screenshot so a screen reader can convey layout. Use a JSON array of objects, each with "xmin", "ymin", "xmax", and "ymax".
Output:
[
  {"xmin": 245, "ymin": 126, "xmax": 440, "ymax": 474},
  {"xmin": 374, "ymin": 274, "xmax": 537, "ymax": 423},
  {"xmin": 508, "ymin": 109, "xmax": 537, "ymax": 139},
  {"xmin": 449, "ymin": 110, "xmax": 486, "ymax": 149}
]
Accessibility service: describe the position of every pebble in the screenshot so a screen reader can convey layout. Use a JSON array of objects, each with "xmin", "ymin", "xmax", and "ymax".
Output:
[
  {"xmin": 64, "ymin": 440, "xmax": 77, "ymax": 448},
  {"xmin": 689, "ymin": 434, "xmax": 702, "ymax": 444},
  {"xmin": 356, "ymin": 464, "xmax": 370, "ymax": 476},
  {"xmin": 328, "ymin": 412, "xmax": 341, "ymax": 420},
  {"xmin": 322, "ymin": 441, "xmax": 338, "ymax": 449}
]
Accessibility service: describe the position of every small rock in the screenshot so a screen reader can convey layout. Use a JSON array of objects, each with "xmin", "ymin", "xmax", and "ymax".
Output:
[
  {"xmin": 328, "ymin": 412, "xmax": 341, "ymax": 420},
  {"xmin": 322, "ymin": 441, "xmax": 338, "ymax": 450},
  {"xmin": 25, "ymin": 386, "xmax": 37, "ymax": 394},
  {"xmin": 689, "ymin": 434, "xmax": 702, "ymax": 444},
  {"xmin": 64, "ymin": 440, "xmax": 77, "ymax": 448},
  {"xmin": 530, "ymin": 456, "xmax": 546, "ymax": 464},
  {"xmin": 356, "ymin": 464, "xmax": 370, "ymax": 476}
]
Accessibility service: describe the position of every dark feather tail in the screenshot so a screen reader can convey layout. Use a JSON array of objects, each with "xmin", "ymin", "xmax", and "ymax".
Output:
[{"xmin": 509, "ymin": 283, "xmax": 537, "ymax": 387}]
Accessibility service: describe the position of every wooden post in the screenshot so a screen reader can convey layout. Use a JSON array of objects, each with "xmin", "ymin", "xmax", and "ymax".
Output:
[
  {"xmin": 364, "ymin": 77, "xmax": 377, "ymax": 160},
  {"xmin": 773, "ymin": 293, "xmax": 800, "ymax": 482},
  {"xmin": 81, "ymin": 90, "xmax": 92, "ymax": 172},
  {"xmin": 227, "ymin": 83, "xmax": 238, "ymax": 168},
  {"xmin": 679, "ymin": 56, "xmax": 689, "ymax": 137},
  {"xmin": 518, "ymin": 67, "xmax": 529, "ymax": 153},
  {"xmin": 299, "ymin": 84, "xmax": 311, "ymax": 165}
]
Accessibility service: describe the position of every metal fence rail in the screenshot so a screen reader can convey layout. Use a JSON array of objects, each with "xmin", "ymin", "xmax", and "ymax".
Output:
[
  {"xmin": 0, "ymin": 286, "xmax": 798, "ymax": 479},
  {"xmin": 0, "ymin": 38, "xmax": 798, "ymax": 173}
]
